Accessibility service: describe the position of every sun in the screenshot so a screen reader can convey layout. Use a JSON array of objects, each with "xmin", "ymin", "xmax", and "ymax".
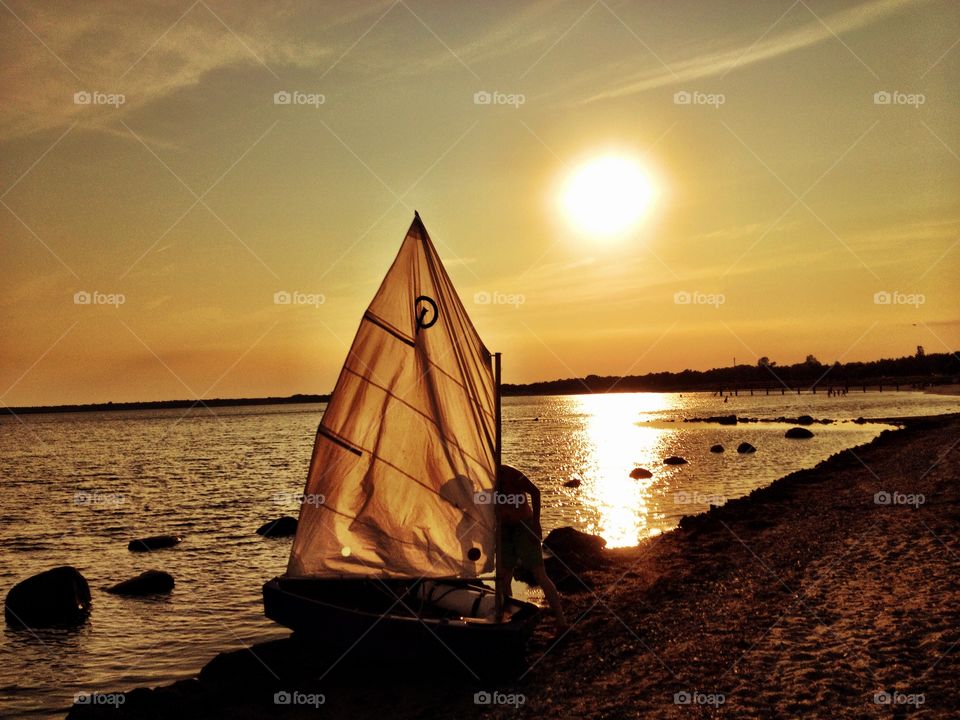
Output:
[{"xmin": 560, "ymin": 154, "xmax": 657, "ymax": 238}]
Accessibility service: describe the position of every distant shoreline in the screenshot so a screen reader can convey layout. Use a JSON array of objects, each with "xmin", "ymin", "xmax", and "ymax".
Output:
[
  {"xmin": 5, "ymin": 379, "xmax": 958, "ymax": 416},
  {"xmin": 2, "ymin": 394, "xmax": 331, "ymax": 416}
]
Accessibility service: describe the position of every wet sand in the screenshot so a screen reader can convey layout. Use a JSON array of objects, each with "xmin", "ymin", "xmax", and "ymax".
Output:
[{"xmin": 68, "ymin": 414, "xmax": 960, "ymax": 719}]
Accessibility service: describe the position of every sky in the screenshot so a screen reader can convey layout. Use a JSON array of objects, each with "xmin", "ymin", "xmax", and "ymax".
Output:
[{"xmin": 1, "ymin": 0, "xmax": 958, "ymax": 406}]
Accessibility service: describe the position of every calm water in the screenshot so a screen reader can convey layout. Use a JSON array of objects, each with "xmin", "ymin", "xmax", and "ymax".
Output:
[{"xmin": 1, "ymin": 391, "xmax": 958, "ymax": 718}]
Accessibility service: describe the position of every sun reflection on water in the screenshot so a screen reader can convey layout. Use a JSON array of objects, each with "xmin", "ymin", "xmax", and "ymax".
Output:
[{"xmin": 569, "ymin": 393, "xmax": 679, "ymax": 547}]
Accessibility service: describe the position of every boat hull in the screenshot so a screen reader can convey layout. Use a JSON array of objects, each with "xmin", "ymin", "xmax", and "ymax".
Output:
[{"xmin": 263, "ymin": 576, "xmax": 541, "ymax": 679}]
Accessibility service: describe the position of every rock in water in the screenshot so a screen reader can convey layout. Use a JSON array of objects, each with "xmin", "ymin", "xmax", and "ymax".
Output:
[
  {"xmin": 710, "ymin": 444, "xmax": 725, "ymax": 453},
  {"xmin": 107, "ymin": 570, "xmax": 175, "ymax": 596},
  {"xmin": 128, "ymin": 535, "xmax": 182, "ymax": 552},
  {"xmin": 663, "ymin": 456, "xmax": 687, "ymax": 465},
  {"xmin": 256, "ymin": 516, "xmax": 298, "ymax": 537},
  {"xmin": 629, "ymin": 467, "xmax": 653, "ymax": 479},
  {"xmin": 737, "ymin": 442, "xmax": 757, "ymax": 454},
  {"xmin": 785, "ymin": 427, "xmax": 815, "ymax": 439},
  {"xmin": 5, "ymin": 566, "xmax": 91, "ymax": 628},
  {"xmin": 562, "ymin": 478, "xmax": 581, "ymax": 488}
]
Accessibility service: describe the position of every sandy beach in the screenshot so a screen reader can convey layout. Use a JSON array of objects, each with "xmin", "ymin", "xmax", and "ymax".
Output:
[{"xmin": 68, "ymin": 413, "xmax": 960, "ymax": 719}]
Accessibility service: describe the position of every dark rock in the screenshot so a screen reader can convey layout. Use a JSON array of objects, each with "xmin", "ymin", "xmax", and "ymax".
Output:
[
  {"xmin": 5, "ymin": 566, "xmax": 91, "ymax": 628},
  {"xmin": 663, "ymin": 456, "xmax": 687, "ymax": 465},
  {"xmin": 710, "ymin": 444, "xmax": 724, "ymax": 453},
  {"xmin": 629, "ymin": 467, "xmax": 653, "ymax": 479},
  {"xmin": 128, "ymin": 535, "xmax": 182, "ymax": 552},
  {"xmin": 854, "ymin": 417, "xmax": 866, "ymax": 424},
  {"xmin": 256, "ymin": 516, "xmax": 298, "ymax": 537},
  {"xmin": 107, "ymin": 570, "xmax": 174, "ymax": 596},
  {"xmin": 797, "ymin": 415, "xmax": 815, "ymax": 425},
  {"xmin": 562, "ymin": 478, "xmax": 581, "ymax": 488},
  {"xmin": 785, "ymin": 427, "xmax": 815, "ymax": 439},
  {"xmin": 716, "ymin": 415, "xmax": 738, "ymax": 425},
  {"xmin": 737, "ymin": 442, "xmax": 757, "ymax": 454},
  {"xmin": 543, "ymin": 527, "xmax": 606, "ymax": 571}
]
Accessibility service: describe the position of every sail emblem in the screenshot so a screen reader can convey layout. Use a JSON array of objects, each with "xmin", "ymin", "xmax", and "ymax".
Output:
[{"xmin": 415, "ymin": 295, "xmax": 439, "ymax": 330}]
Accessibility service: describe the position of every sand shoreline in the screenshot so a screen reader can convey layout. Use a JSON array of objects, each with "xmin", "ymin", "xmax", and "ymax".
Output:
[{"xmin": 68, "ymin": 414, "xmax": 960, "ymax": 719}]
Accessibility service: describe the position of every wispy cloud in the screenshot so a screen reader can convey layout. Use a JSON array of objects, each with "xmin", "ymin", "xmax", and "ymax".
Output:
[
  {"xmin": 0, "ymin": 0, "xmax": 390, "ymax": 141},
  {"xmin": 579, "ymin": 0, "xmax": 928, "ymax": 104}
]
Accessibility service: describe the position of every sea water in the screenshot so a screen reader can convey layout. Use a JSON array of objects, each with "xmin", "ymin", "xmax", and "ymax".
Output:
[{"xmin": 1, "ymin": 391, "xmax": 958, "ymax": 717}]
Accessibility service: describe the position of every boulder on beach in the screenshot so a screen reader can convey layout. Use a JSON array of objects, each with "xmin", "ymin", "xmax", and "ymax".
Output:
[
  {"xmin": 785, "ymin": 427, "xmax": 815, "ymax": 439},
  {"xmin": 256, "ymin": 516, "xmax": 298, "ymax": 537},
  {"xmin": 562, "ymin": 478, "xmax": 581, "ymax": 488},
  {"xmin": 737, "ymin": 442, "xmax": 757, "ymax": 454},
  {"xmin": 107, "ymin": 570, "xmax": 175, "ymax": 596},
  {"xmin": 629, "ymin": 467, "xmax": 653, "ymax": 479},
  {"xmin": 516, "ymin": 527, "xmax": 607, "ymax": 593},
  {"xmin": 543, "ymin": 527, "xmax": 607, "ymax": 567},
  {"xmin": 128, "ymin": 535, "xmax": 182, "ymax": 553},
  {"xmin": 663, "ymin": 456, "xmax": 687, "ymax": 465},
  {"xmin": 796, "ymin": 415, "xmax": 815, "ymax": 425},
  {"xmin": 5, "ymin": 566, "xmax": 91, "ymax": 628},
  {"xmin": 710, "ymin": 444, "xmax": 725, "ymax": 453}
]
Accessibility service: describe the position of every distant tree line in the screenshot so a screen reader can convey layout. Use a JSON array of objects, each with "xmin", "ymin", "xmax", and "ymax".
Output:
[{"xmin": 501, "ymin": 347, "xmax": 959, "ymax": 396}]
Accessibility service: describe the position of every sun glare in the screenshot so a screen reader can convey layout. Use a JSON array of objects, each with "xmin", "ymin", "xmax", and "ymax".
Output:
[{"xmin": 561, "ymin": 154, "xmax": 657, "ymax": 238}]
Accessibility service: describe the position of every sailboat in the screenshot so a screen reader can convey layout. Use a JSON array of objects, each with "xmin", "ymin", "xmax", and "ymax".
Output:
[{"xmin": 263, "ymin": 212, "xmax": 541, "ymax": 677}]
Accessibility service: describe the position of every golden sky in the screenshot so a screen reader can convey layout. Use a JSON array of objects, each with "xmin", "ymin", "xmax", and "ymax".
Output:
[{"xmin": 1, "ymin": 0, "xmax": 958, "ymax": 406}]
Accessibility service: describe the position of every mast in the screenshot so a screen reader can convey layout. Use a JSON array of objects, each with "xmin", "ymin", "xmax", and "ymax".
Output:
[{"xmin": 493, "ymin": 351, "xmax": 503, "ymax": 620}]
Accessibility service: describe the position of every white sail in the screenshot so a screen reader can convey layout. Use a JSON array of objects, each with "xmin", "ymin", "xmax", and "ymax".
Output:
[{"xmin": 287, "ymin": 214, "xmax": 498, "ymax": 578}]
